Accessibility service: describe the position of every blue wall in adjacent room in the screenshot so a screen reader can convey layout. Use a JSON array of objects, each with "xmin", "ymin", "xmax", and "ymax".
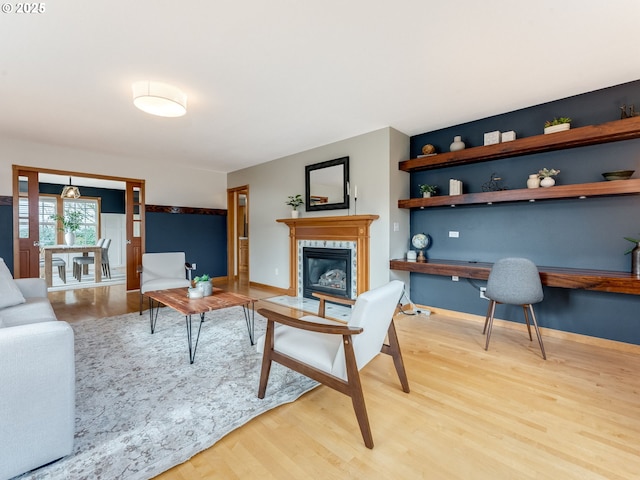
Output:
[
  {"xmin": 145, "ymin": 211, "xmax": 227, "ymax": 280},
  {"xmin": 39, "ymin": 183, "xmax": 125, "ymax": 213},
  {"xmin": 0, "ymin": 205, "xmax": 13, "ymax": 272},
  {"xmin": 407, "ymin": 79, "xmax": 640, "ymax": 345},
  {"xmin": 0, "ymin": 183, "xmax": 227, "ymax": 279}
]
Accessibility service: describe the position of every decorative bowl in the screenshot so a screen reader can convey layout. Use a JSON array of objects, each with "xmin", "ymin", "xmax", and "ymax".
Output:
[
  {"xmin": 187, "ymin": 287, "xmax": 204, "ymax": 299},
  {"xmin": 602, "ymin": 170, "xmax": 635, "ymax": 181}
]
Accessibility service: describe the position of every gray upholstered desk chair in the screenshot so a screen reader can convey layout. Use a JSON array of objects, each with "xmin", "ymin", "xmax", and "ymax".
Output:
[{"xmin": 482, "ymin": 257, "xmax": 547, "ymax": 359}]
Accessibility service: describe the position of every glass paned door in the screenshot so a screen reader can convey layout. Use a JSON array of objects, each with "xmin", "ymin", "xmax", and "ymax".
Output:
[
  {"xmin": 126, "ymin": 182, "xmax": 144, "ymax": 290},
  {"xmin": 14, "ymin": 169, "xmax": 40, "ymax": 277}
]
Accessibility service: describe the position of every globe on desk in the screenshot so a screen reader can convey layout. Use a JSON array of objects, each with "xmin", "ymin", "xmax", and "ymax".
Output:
[{"xmin": 411, "ymin": 233, "xmax": 430, "ymax": 262}]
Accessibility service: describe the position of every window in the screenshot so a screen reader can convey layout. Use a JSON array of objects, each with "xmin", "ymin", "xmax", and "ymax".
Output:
[
  {"xmin": 39, "ymin": 197, "xmax": 100, "ymax": 246},
  {"xmin": 38, "ymin": 196, "xmax": 58, "ymax": 246},
  {"xmin": 63, "ymin": 199, "xmax": 99, "ymax": 245}
]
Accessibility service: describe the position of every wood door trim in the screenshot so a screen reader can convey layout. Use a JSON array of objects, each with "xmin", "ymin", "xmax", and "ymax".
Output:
[
  {"xmin": 11, "ymin": 164, "xmax": 145, "ymax": 284},
  {"xmin": 14, "ymin": 164, "xmax": 143, "ymax": 184},
  {"xmin": 13, "ymin": 168, "xmax": 40, "ymax": 278},
  {"xmin": 227, "ymin": 186, "xmax": 249, "ymax": 284}
]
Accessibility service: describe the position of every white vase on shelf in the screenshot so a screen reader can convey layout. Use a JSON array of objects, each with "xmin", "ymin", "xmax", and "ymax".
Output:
[
  {"xmin": 64, "ymin": 232, "xmax": 75, "ymax": 246},
  {"xmin": 291, "ymin": 210, "xmax": 299, "ymax": 218},
  {"xmin": 527, "ymin": 174, "xmax": 541, "ymax": 189},
  {"xmin": 540, "ymin": 177, "xmax": 556, "ymax": 187},
  {"xmin": 450, "ymin": 136, "xmax": 465, "ymax": 152}
]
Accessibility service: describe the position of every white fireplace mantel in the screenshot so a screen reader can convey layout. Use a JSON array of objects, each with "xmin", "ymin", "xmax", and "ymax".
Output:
[{"xmin": 276, "ymin": 214, "xmax": 379, "ymax": 297}]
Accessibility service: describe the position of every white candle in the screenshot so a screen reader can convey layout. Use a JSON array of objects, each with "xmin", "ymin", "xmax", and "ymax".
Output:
[
  {"xmin": 354, "ymin": 185, "xmax": 358, "ymax": 199},
  {"xmin": 347, "ymin": 181, "xmax": 350, "ymax": 196}
]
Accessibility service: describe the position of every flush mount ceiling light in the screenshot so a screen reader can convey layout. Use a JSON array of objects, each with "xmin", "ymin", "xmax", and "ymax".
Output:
[
  {"xmin": 132, "ymin": 81, "xmax": 187, "ymax": 117},
  {"xmin": 61, "ymin": 176, "xmax": 81, "ymax": 199}
]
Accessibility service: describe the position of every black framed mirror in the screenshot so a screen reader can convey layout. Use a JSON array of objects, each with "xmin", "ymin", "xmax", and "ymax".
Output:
[{"xmin": 305, "ymin": 156, "xmax": 350, "ymax": 211}]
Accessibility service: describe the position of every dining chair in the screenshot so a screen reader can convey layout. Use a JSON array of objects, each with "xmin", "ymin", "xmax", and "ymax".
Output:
[
  {"xmin": 73, "ymin": 238, "xmax": 110, "ymax": 282},
  {"xmin": 39, "ymin": 257, "xmax": 66, "ymax": 283},
  {"xmin": 256, "ymin": 280, "xmax": 410, "ymax": 448}
]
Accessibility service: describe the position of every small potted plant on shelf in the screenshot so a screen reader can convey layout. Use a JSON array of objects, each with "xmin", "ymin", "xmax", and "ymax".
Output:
[
  {"xmin": 193, "ymin": 274, "xmax": 213, "ymax": 296},
  {"xmin": 538, "ymin": 168, "xmax": 560, "ymax": 187},
  {"xmin": 544, "ymin": 117, "xmax": 572, "ymax": 134},
  {"xmin": 285, "ymin": 194, "xmax": 304, "ymax": 218},
  {"xmin": 418, "ymin": 184, "xmax": 438, "ymax": 198},
  {"xmin": 50, "ymin": 211, "xmax": 85, "ymax": 246}
]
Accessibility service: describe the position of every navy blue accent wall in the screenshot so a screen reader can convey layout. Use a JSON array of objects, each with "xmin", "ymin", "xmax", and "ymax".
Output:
[
  {"xmin": 0, "ymin": 185, "xmax": 226, "ymax": 278},
  {"xmin": 39, "ymin": 183, "xmax": 125, "ymax": 213},
  {"xmin": 145, "ymin": 211, "xmax": 227, "ymax": 279},
  {"xmin": 408, "ymin": 79, "xmax": 640, "ymax": 344},
  {"xmin": 0, "ymin": 205, "xmax": 13, "ymax": 273}
]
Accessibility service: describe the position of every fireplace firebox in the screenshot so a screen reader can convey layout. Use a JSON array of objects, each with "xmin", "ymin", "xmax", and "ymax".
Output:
[{"xmin": 302, "ymin": 247, "xmax": 352, "ymax": 300}]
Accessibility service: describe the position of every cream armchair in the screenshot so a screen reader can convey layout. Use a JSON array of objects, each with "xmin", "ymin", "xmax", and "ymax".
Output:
[
  {"xmin": 139, "ymin": 252, "xmax": 193, "ymax": 314},
  {"xmin": 256, "ymin": 280, "xmax": 410, "ymax": 448}
]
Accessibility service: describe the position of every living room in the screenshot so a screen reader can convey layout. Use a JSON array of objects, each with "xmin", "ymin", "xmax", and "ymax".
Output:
[{"xmin": 1, "ymin": 2, "xmax": 640, "ymax": 479}]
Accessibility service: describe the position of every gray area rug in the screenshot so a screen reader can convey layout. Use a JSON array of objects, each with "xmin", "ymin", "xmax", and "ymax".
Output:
[{"xmin": 19, "ymin": 307, "xmax": 318, "ymax": 480}]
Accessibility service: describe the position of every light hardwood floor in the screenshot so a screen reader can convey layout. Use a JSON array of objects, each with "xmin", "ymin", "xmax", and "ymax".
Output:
[{"xmin": 49, "ymin": 281, "xmax": 640, "ymax": 480}]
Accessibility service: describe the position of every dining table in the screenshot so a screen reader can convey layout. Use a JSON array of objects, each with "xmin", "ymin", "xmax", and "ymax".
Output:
[{"xmin": 41, "ymin": 244, "xmax": 102, "ymax": 287}]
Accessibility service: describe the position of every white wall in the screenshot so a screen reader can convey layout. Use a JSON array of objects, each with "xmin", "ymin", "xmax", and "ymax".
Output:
[
  {"xmin": 101, "ymin": 214, "xmax": 126, "ymax": 267},
  {"xmin": 228, "ymin": 127, "xmax": 410, "ymax": 292},
  {"xmin": 0, "ymin": 137, "xmax": 227, "ymax": 208},
  {"xmin": 388, "ymin": 127, "xmax": 411, "ymax": 287}
]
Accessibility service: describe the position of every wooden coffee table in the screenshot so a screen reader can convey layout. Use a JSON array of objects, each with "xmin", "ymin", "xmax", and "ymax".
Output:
[{"xmin": 145, "ymin": 287, "xmax": 256, "ymax": 364}]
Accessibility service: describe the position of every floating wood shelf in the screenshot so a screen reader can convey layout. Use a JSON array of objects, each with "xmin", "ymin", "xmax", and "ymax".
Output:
[
  {"xmin": 398, "ymin": 179, "xmax": 640, "ymax": 209},
  {"xmin": 389, "ymin": 259, "xmax": 640, "ymax": 295},
  {"xmin": 399, "ymin": 116, "xmax": 640, "ymax": 172}
]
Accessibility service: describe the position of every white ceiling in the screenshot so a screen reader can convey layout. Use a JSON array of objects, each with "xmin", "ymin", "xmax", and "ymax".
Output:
[{"xmin": 2, "ymin": 1, "xmax": 640, "ymax": 175}]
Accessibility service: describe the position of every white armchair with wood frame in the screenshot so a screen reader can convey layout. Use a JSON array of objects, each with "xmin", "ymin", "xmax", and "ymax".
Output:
[
  {"xmin": 256, "ymin": 280, "xmax": 410, "ymax": 448},
  {"xmin": 139, "ymin": 252, "xmax": 194, "ymax": 314}
]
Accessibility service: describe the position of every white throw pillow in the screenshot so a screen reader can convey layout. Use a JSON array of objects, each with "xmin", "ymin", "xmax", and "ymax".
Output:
[{"xmin": 0, "ymin": 258, "xmax": 26, "ymax": 309}]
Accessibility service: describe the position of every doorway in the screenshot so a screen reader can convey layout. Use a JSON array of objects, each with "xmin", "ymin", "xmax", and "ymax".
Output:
[
  {"xmin": 12, "ymin": 165, "xmax": 145, "ymax": 291},
  {"xmin": 226, "ymin": 185, "xmax": 249, "ymax": 285}
]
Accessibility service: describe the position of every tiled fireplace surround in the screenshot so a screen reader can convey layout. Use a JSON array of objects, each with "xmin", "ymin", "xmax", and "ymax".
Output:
[{"xmin": 276, "ymin": 215, "xmax": 379, "ymax": 299}]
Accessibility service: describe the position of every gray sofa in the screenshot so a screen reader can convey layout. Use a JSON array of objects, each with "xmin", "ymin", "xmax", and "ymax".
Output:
[{"xmin": 0, "ymin": 259, "xmax": 75, "ymax": 480}]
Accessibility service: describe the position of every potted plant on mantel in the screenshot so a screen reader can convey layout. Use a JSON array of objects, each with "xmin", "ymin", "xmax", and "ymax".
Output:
[
  {"xmin": 50, "ymin": 211, "xmax": 85, "ymax": 245},
  {"xmin": 544, "ymin": 117, "xmax": 572, "ymax": 134},
  {"xmin": 285, "ymin": 194, "xmax": 304, "ymax": 218},
  {"xmin": 418, "ymin": 184, "xmax": 438, "ymax": 198}
]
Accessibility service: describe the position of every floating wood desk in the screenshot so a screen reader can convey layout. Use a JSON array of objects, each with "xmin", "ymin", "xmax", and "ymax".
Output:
[{"xmin": 389, "ymin": 259, "xmax": 640, "ymax": 295}]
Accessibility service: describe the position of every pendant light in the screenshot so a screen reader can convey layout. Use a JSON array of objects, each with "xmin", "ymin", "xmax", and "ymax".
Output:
[{"xmin": 61, "ymin": 177, "xmax": 81, "ymax": 199}]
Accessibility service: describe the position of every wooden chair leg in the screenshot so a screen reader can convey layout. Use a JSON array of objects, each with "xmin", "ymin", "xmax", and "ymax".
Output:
[
  {"xmin": 484, "ymin": 300, "xmax": 497, "ymax": 351},
  {"xmin": 527, "ymin": 304, "xmax": 547, "ymax": 360},
  {"xmin": 522, "ymin": 305, "xmax": 533, "ymax": 341},
  {"xmin": 58, "ymin": 264, "xmax": 66, "ymax": 283},
  {"xmin": 482, "ymin": 301, "xmax": 492, "ymax": 334},
  {"xmin": 382, "ymin": 320, "xmax": 410, "ymax": 393},
  {"xmin": 343, "ymin": 335, "xmax": 373, "ymax": 449},
  {"xmin": 257, "ymin": 320, "xmax": 275, "ymax": 399}
]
